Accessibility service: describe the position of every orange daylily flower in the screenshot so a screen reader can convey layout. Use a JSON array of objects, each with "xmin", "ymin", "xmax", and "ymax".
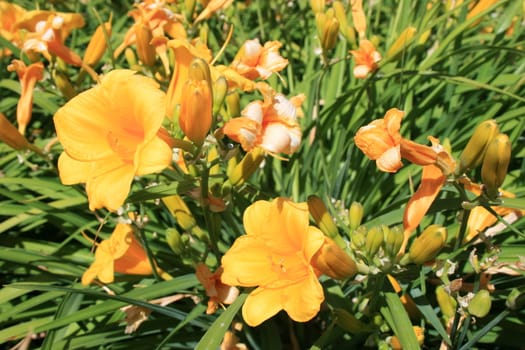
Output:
[
  {"xmin": 230, "ymin": 39, "xmax": 288, "ymax": 80},
  {"xmin": 350, "ymin": 39, "xmax": 381, "ymax": 79},
  {"xmin": 196, "ymin": 263, "xmax": 239, "ymax": 314},
  {"xmin": 82, "ymin": 223, "xmax": 153, "ymax": 285},
  {"xmin": 54, "ymin": 70, "xmax": 173, "ymax": 211},
  {"xmin": 0, "ymin": 1, "xmax": 26, "ymax": 56},
  {"xmin": 113, "ymin": 0, "xmax": 186, "ymax": 72},
  {"xmin": 166, "ymin": 39, "xmax": 212, "ymax": 119},
  {"xmin": 223, "ymin": 86, "xmax": 303, "ymax": 155},
  {"xmin": 354, "ymin": 108, "xmax": 403, "ymax": 172},
  {"xmin": 16, "ymin": 10, "xmax": 85, "ymax": 65},
  {"xmin": 221, "ymin": 198, "xmax": 326, "ymax": 327},
  {"xmin": 7, "ymin": 59, "xmax": 44, "ymax": 135}
]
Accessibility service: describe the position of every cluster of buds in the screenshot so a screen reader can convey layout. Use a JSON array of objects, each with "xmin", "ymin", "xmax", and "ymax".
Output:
[
  {"xmin": 311, "ymin": 1, "xmax": 340, "ymax": 60},
  {"xmin": 457, "ymin": 119, "xmax": 511, "ymax": 200}
]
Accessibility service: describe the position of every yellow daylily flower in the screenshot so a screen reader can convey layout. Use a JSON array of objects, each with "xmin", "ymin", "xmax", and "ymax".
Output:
[
  {"xmin": 54, "ymin": 70, "xmax": 172, "ymax": 211},
  {"xmin": 7, "ymin": 59, "xmax": 44, "ymax": 135},
  {"xmin": 223, "ymin": 85, "xmax": 303, "ymax": 155},
  {"xmin": 221, "ymin": 198, "xmax": 326, "ymax": 327},
  {"xmin": 82, "ymin": 223, "xmax": 153, "ymax": 285},
  {"xmin": 0, "ymin": 1, "xmax": 26, "ymax": 56},
  {"xmin": 230, "ymin": 39, "xmax": 289, "ymax": 80},
  {"xmin": 350, "ymin": 39, "xmax": 381, "ymax": 79},
  {"xmin": 196, "ymin": 263, "xmax": 239, "ymax": 315}
]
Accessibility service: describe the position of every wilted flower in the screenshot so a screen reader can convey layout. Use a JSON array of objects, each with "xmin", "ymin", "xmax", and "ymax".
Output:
[
  {"xmin": 196, "ymin": 263, "xmax": 239, "ymax": 314},
  {"xmin": 221, "ymin": 198, "xmax": 326, "ymax": 326},
  {"xmin": 54, "ymin": 70, "xmax": 172, "ymax": 211},
  {"xmin": 7, "ymin": 59, "xmax": 44, "ymax": 135},
  {"xmin": 82, "ymin": 223, "xmax": 154, "ymax": 285},
  {"xmin": 230, "ymin": 39, "xmax": 288, "ymax": 80}
]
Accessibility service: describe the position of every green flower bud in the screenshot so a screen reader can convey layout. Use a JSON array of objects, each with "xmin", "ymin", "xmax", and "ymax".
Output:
[
  {"xmin": 308, "ymin": 195, "xmax": 339, "ymax": 239},
  {"xmin": 458, "ymin": 119, "xmax": 499, "ymax": 174},
  {"xmin": 365, "ymin": 226, "xmax": 384, "ymax": 259},
  {"xmin": 384, "ymin": 225, "xmax": 404, "ymax": 258},
  {"xmin": 468, "ymin": 290, "xmax": 492, "ymax": 318},
  {"xmin": 166, "ymin": 227, "xmax": 184, "ymax": 255},
  {"xmin": 406, "ymin": 224, "xmax": 447, "ymax": 265},
  {"xmin": 481, "ymin": 133, "xmax": 511, "ymax": 199},
  {"xmin": 348, "ymin": 201, "xmax": 364, "ymax": 231},
  {"xmin": 506, "ymin": 288, "xmax": 525, "ymax": 311},
  {"xmin": 350, "ymin": 225, "xmax": 367, "ymax": 250},
  {"xmin": 436, "ymin": 285, "xmax": 457, "ymax": 319}
]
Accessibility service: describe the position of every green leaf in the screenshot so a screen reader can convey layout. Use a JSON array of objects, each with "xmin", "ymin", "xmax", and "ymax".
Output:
[{"xmin": 381, "ymin": 292, "xmax": 421, "ymax": 350}]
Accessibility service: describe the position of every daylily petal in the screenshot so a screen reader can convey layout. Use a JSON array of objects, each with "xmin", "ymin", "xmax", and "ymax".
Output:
[
  {"xmin": 85, "ymin": 163, "xmax": 135, "ymax": 211},
  {"xmin": 57, "ymin": 152, "xmax": 93, "ymax": 185},
  {"xmin": 282, "ymin": 273, "xmax": 324, "ymax": 322},
  {"xmin": 242, "ymin": 287, "xmax": 283, "ymax": 327},
  {"xmin": 135, "ymin": 136, "xmax": 173, "ymax": 175},
  {"xmin": 376, "ymin": 145, "xmax": 402, "ymax": 172},
  {"xmin": 403, "ymin": 164, "xmax": 446, "ymax": 233}
]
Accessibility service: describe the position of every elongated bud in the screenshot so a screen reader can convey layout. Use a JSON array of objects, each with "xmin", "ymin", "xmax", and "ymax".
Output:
[
  {"xmin": 350, "ymin": 225, "xmax": 367, "ymax": 250},
  {"xmin": 348, "ymin": 201, "xmax": 364, "ymax": 231},
  {"xmin": 333, "ymin": 308, "xmax": 370, "ymax": 333},
  {"xmin": 179, "ymin": 58, "xmax": 213, "ymax": 145},
  {"xmin": 468, "ymin": 290, "xmax": 492, "ymax": 318},
  {"xmin": 385, "ymin": 26, "xmax": 417, "ymax": 60},
  {"xmin": 404, "ymin": 224, "xmax": 447, "ymax": 265},
  {"xmin": 0, "ymin": 112, "xmax": 30, "ymax": 150},
  {"xmin": 135, "ymin": 22, "xmax": 156, "ymax": 67},
  {"xmin": 310, "ymin": 0, "xmax": 325, "ymax": 13},
  {"xmin": 212, "ymin": 75, "xmax": 228, "ymax": 116},
  {"xmin": 351, "ymin": 0, "xmax": 367, "ymax": 38},
  {"xmin": 436, "ymin": 285, "xmax": 457, "ymax": 319},
  {"xmin": 308, "ymin": 195, "xmax": 339, "ymax": 239},
  {"xmin": 124, "ymin": 47, "xmax": 138, "ymax": 68},
  {"xmin": 365, "ymin": 226, "xmax": 384, "ymax": 258},
  {"xmin": 225, "ymin": 91, "xmax": 240, "ymax": 119},
  {"xmin": 384, "ymin": 225, "xmax": 404, "ymax": 258},
  {"xmin": 322, "ymin": 16, "xmax": 340, "ymax": 52},
  {"xmin": 227, "ymin": 147, "xmax": 265, "ymax": 187},
  {"xmin": 333, "ymin": 1, "xmax": 356, "ymax": 45},
  {"xmin": 312, "ymin": 238, "xmax": 357, "ymax": 279},
  {"xmin": 184, "ymin": 0, "xmax": 196, "ymax": 21},
  {"xmin": 52, "ymin": 70, "xmax": 76, "ymax": 100},
  {"xmin": 166, "ymin": 227, "xmax": 185, "ymax": 255},
  {"xmin": 83, "ymin": 20, "xmax": 112, "ymax": 67},
  {"xmin": 458, "ymin": 119, "xmax": 499, "ymax": 174},
  {"xmin": 481, "ymin": 133, "xmax": 511, "ymax": 199},
  {"xmin": 162, "ymin": 195, "xmax": 209, "ymax": 242}
]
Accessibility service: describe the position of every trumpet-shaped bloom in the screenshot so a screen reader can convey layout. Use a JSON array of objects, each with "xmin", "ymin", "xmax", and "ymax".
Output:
[
  {"xmin": 54, "ymin": 70, "xmax": 172, "ymax": 211},
  {"xmin": 223, "ymin": 87, "xmax": 302, "ymax": 155},
  {"xmin": 354, "ymin": 108, "xmax": 403, "ymax": 172},
  {"xmin": 350, "ymin": 39, "xmax": 381, "ymax": 79},
  {"xmin": 17, "ymin": 10, "xmax": 85, "ymax": 65},
  {"xmin": 221, "ymin": 198, "xmax": 326, "ymax": 327},
  {"xmin": 82, "ymin": 223, "xmax": 153, "ymax": 285},
  {"xmin": 7, "ymin": 59, "xmax": 44, "ymax": 135},
  {"xmin": 230, "ymin": 39, "xmax": 288, "ymax": 80},
  {"xmin": 196, "ymin": 263, "xmax": 239, "ymax": 314}
]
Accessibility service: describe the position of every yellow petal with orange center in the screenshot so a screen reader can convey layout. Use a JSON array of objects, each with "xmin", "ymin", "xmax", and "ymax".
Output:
[
  {"xmin": 135, "ymin": 136, "xmax": 173, "ymax": 175},
  {"xmin": 242, "ymin": 287, "xmax": 283, "ymax": 326},
  {"xmin": 85, "ymin": 162, "xmax": 135, "ymax": 211}
]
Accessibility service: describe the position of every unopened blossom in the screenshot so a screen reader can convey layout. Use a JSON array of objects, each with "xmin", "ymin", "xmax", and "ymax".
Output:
[
  {"xmin": 221, "ymin": 198, "xmax": 326, "ymax": 327},
  {"xmin": 82, "ymin": 223, "xmax": 153, "ymax": 285},
  {"xmin": 54, "ymin": 70, "xmax": 172, "ymax": 211},
  {"xmin": 231, "ymin": 39, "xmax": 288, "ymax": 80},
  {"xmin": 223, "ymin": 86, "xmax": 302, "ymax": 155},
  {"xmin": 7, "ymin": 59, "xmax": 44, "ymax": 135},
  {"xmin": 350, "ymin": 39, "xmax": 381, "ymax": 79},
  {"xmin": 195, "ymin": 0, "xmax": 234, "ymax": 23},
  {"xmin": 196, "ymin": 263, "xmax": 239, "ymax": 314}
]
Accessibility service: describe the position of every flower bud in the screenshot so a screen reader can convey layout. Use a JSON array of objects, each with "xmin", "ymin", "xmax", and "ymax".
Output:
[
  {"xmin": 436, "ymin": 285, "xmax": 457, "ymax": 319},
  {"xmin": 162, "ymin": 195, "xmax": 208, "ymax": 242},
  {"xmin": 310, "ymin": 0, "xmax": 325, "ymax": 14},
  {"xmin": 348, "ymin": 201, "xmax": 364, "ymax": 231},
  {"xmin": 212, "ymin": 75, "xmax": 228, "ymax": 116},
  {"xmin": 83, "ymin": 20, "xmax": 112, "ymax": 67},
  {"xmin": 365, "ymin": 225, "xmax": 384, "ymax": 258},
  {"xmin": 468, "ymin": 289, "xmax": 492, "ymax": 318},
  {"xmin": 321, "ymin": 16, "xmax": 340, "ymax": 52},
  {"xmin": 350, "ymin": 225, "xmax": 367, "ymax": 250},
  {"xmin": 481, "ymin": 133, "xmax": 511, "ymax": 199},
  {"xmin": 225, "ymin": 91, "xmax": 240, "ymax": 119},
  {"xmin": 52, "ymin": 70, "xmax": 76, "ymax": 100},
  {"xmin": 458, "ymin": 119, "xmax": 499, "ymax": 174},
  {"xmin": 506, "ymin": 288, "xmax": 525, "ymax": 311},
  {"xmin": 134, "ymin": 22, "xmax": 156, "ymax": 67},
  {"xmin": 227, "ymin": 147, "xmax": 265, "ymax": 187},
  {"xmin": 179, "ymin": 58, "xmax": 213, "ymax": 145},
  {"xmin": 384, "ymin": 225, "xmax": 404, "ymax": 258},
  {"xmin": 312, "ymin": 238, "xmax": 357, "ymax": 280},
  {"xmin": 308, "ymin": 195, "xmax": 339, "ymax": 239},
  {"xmin": 385, "ymin": 26, "xmax": 417, "ymax": 60},
  {"xmin": 0, "ymin": 112, "xmax": 30, "ymax": 150},
  {"xmin": 166, "ymin": 227, "xmax": 185, "ymax": 255},
  {"xmin": 405, "ymin": 224, "xmax": 447, "ymax": 265},
  {"xmin": 333, "ymin": 308, "xmax": 370, "ymax": 333}
]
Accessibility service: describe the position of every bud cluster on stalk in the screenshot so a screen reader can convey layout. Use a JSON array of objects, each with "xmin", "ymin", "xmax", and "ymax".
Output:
[{"xmin": 457, "ymin": 119, "xmax": 511, "ymax": 200}]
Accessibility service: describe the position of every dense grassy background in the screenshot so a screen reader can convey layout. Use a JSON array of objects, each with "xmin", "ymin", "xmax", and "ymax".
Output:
[{"xmin": 1, "ymin": 0, "xmax": 524, "ymax": 349}]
